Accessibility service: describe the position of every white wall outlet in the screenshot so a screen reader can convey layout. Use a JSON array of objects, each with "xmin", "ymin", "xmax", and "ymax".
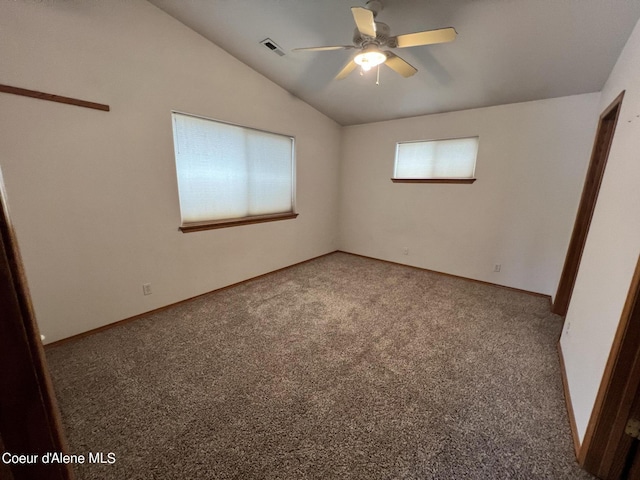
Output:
[
  {"xmin": 403, "ymin": 247, "xmax": 409, "ymax": 255},
  {"xmin": 143, "ymin": 283, "xmax": 152, "ymax": 295},
  {"xmin": 494, "ymin": 264, "xmax": 501, "ymax": 272}
]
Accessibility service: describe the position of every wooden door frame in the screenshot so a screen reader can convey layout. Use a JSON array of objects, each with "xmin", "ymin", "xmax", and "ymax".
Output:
[
  {"xmin": 0, "ymin": 170, "xmax": 73, "ymax": 480},
  {"xmin": 579, "ymin": 253, "xmax": 640, "ymax": 479},
  {"xmin": 552, "ymin": 91, "xmax": 625, "ymax": 316}
]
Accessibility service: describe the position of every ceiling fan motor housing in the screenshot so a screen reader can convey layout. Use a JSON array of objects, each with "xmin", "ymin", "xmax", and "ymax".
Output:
[
  {"xmin": 293, "ymin": 0, "xmax": 453, "ymax": 80},
  {"xmin": 353, "ymin": 22, "xmax": 394, "ymax": 47}
]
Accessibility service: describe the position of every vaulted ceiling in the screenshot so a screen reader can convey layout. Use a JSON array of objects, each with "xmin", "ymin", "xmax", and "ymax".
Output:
[{"xmin": 148, "ymin": 0, "xmax": 640, "ymax": 126}]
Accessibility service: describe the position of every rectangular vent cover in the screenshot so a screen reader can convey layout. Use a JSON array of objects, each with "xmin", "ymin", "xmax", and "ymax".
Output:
[{"xmin": 260, "ymin": 38, "xmax": 286, "ymax": 56}]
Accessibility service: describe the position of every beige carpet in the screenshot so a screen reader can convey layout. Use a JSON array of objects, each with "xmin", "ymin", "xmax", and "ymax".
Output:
[{"xmin": 46, "ymin": 252, "xmax": 593, "ymax": 479}]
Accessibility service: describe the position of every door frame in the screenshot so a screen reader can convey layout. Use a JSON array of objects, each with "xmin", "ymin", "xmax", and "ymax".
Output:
[
  {"xmin": 579, "ymin": 252, "xmax": 640, "ymax": 479},
  {"xmin": 0, "ymin": 169, "xmax": 73, "ymax": 480},
  {"xmin": 552, "ymin": 91, "xmax": 625, "ymax": 316}
]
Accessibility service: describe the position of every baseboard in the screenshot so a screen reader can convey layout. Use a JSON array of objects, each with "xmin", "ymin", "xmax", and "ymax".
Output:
[
  {"xmin": 45, "ymin": 250, "xmax": 339, "ymax": 349},
  {"xmin": 337, "ymin": 250, "xmax": 552, "ymax": 302},
  {"xmin": 46, "ymin": 249, "xmax": 552, "ymax": 348},
  {"xmin": 557, "ymin": 340, "xmax": 582, "ymax": 458}
]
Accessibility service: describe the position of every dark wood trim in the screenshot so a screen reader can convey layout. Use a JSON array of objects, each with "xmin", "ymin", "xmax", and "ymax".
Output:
[
  {"xmin": 391, "ymin": 178, "xmax": 476, "ymax": 184},
  {"xmin": 0, "ymin": 84, "xmax": 110, "ymax": 112},
  {"xmin": 180, "ymin": 212, "xmax": 298, "ymax": 233},
  {"xmin": 46, "ymin": 249, "xmax": 551, "ymax": 349},
  {"xmin": 558, "ymin": 341, "xmax": 582, "ymax": 458},
  {"xmin": 552, "ymin": 91, "xmax": 624, "ymax": 316},
  {"xmin": 580, "ymin": 252, "xmax": 640, "ymax": 478},
  {"xmin": 46, "ymin": 250, "xmax": 336, "ymax": 348},
  {"xmin": 0, "ymin": 173, "xmax": 73, "ymax": 479},
  {"xmin": 337, "ymin": 250, "xmax": 551, "ymax": 301}
]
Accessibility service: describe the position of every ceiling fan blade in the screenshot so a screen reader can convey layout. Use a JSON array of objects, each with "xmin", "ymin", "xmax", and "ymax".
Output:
[
  {"xmin": 335, "ymin": 59, "xmax": 358, "ymax": 80},
  {"xmin": 292, "ymin": 45, "xmax": 355, "ymax": 52},
  {"xmin": 394, "ymin": 27, "xmax": 457, "ymax": 48},
  {"xmin": 384, "ymin": 53, "xmax": 417, "ymax": 78},
  {"xmin": 351, "ymin": 6, "xmax": 376, "ymax": 37}
]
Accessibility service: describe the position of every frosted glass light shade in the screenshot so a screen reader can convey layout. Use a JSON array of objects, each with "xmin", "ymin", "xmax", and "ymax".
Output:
[{"xmin": 354, "ymin": 48, "xmax": 387, "ymax": 71}]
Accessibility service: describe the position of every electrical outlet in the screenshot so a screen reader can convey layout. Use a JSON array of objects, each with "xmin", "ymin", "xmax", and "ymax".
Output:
[
  {"xmin": 494, "ymin": 264, "xmax": 501, "ymax": 272},
  {"xmin": 403, "ymin": 247, "xmax": 409, "ymax": 255},
  {"xmin": 143, "ymin": 283, "xmax": 152, "ymax": 295}
]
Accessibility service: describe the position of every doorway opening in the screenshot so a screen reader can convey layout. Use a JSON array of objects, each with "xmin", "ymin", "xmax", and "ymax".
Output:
[{"xmin": 553, "ymin": 91, "xmax": 625, "ymax": 316}]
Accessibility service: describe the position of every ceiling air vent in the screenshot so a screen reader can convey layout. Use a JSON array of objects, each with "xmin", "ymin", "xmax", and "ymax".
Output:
[{"xmin": 260, "ymin": 38, "xmax": 286, "ymax": 57}]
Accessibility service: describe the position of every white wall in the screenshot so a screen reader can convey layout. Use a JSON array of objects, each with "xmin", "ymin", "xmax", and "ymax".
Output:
[
  {"xmin": 560, "ymin": 18, "xmax": 640, "ymax": 443},
  {"xmin": 338, "ymin": 94, "xmax": 600, "ymax": 296},
  {"xmin": 0, "ymin": 1, "xmax": 341, "ymax": 343}
]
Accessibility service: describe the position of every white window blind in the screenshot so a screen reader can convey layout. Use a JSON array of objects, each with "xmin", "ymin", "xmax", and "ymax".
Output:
[
  {"xmin": 394, "ymin": 136, "xmax": 479, "ymax": 179},
  {"xmin": 172, "ymin": 113, "xmax": 294, "ymax": 224}
]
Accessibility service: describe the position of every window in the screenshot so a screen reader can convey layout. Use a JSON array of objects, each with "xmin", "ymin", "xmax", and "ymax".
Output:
[
  {"xmin": 392, "ymin": 136, "xmax": 479, "ymax": 183},
  {"xmin": 171, "ymin": 112, "xmax": 297, "ymax": 232}
]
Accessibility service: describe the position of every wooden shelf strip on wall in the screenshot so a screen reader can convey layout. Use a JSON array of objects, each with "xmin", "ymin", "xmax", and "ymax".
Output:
[{"xmin": 0, "ymin": 84, "xmax": 110, "ymax": 112}]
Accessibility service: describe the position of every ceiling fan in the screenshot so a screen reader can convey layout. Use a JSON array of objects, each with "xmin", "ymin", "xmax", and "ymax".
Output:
[{"xmin": 292, "ymin": 0, "xmax": 457, "ymax": 80}]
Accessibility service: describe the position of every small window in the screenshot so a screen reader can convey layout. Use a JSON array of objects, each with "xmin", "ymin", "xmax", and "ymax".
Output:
[
  {"xmin": 171, "ymin": 112, "xmax": 297, "ymax": 232},
  {"xmin": 392, "ymin": 136, "xmax": 479, "ymax": 183}
]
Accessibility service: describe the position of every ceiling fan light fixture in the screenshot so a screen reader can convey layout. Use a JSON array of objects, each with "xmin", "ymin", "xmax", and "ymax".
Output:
[
  {"xmin": 354, "ymin": 47, "xmax": 386, "ymax": 71},
  {"xmin": 293, "ymin": 1, "xmax": 457, "ymax": 81}
]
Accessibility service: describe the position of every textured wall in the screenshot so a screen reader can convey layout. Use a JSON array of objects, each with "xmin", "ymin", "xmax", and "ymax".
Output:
[
  {"xmin": 0, "ymin": 0, "xmax": 341, "ymax": 343},
  {"xmin": 338, "ymin": 94, "xmax": 600, "ymax": 296},
  {"xmin": 561, "ymin": 17, "xmax": 640, "ymax": 443}
]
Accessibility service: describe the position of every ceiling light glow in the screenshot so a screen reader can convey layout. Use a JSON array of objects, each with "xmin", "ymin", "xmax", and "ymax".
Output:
[{"xmin": 354, "ymin": 47, "xmax": 386, "ymax": 72}]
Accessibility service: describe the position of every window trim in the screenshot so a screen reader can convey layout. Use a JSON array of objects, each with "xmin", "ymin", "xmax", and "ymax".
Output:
[
  {"xmin": 392, "ymin": 135, "xmax": 479, "ymax": 183},
  {"xmin": 171, "ymin": 111, "xmax": 297, "ymax": 232},
  {"xmin": 179, "ymin": 212, "xmax": 299, "ymax": 233},
  {"xmin": 391, "ymin": 178, "xmax": 476, "ymax": 184}
]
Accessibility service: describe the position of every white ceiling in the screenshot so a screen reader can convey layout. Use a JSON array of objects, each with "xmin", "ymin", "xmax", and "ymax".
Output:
[{"xmin": 148, "ymin": 0, "xmax": 640, "ymax": 126}]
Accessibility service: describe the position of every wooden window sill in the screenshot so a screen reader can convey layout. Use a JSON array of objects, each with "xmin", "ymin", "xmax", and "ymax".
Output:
[
  {"xmin": 391, "ymin": 178, "xmax": 476, "ymax": 184},
  {"xmin": 180, "ymin": 212, "xmax": 298, "ymax": 233}
]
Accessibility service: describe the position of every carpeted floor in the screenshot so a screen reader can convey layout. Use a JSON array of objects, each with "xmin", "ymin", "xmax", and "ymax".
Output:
[{"xmin": 46, "ymin": 252, "xmax": 594, "ymax": 479}]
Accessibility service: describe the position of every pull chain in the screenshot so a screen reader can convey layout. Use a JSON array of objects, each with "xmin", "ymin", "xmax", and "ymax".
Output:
[{"xmin": 376, "ymin": 64, "xmax": 380, "ymax": 85}]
